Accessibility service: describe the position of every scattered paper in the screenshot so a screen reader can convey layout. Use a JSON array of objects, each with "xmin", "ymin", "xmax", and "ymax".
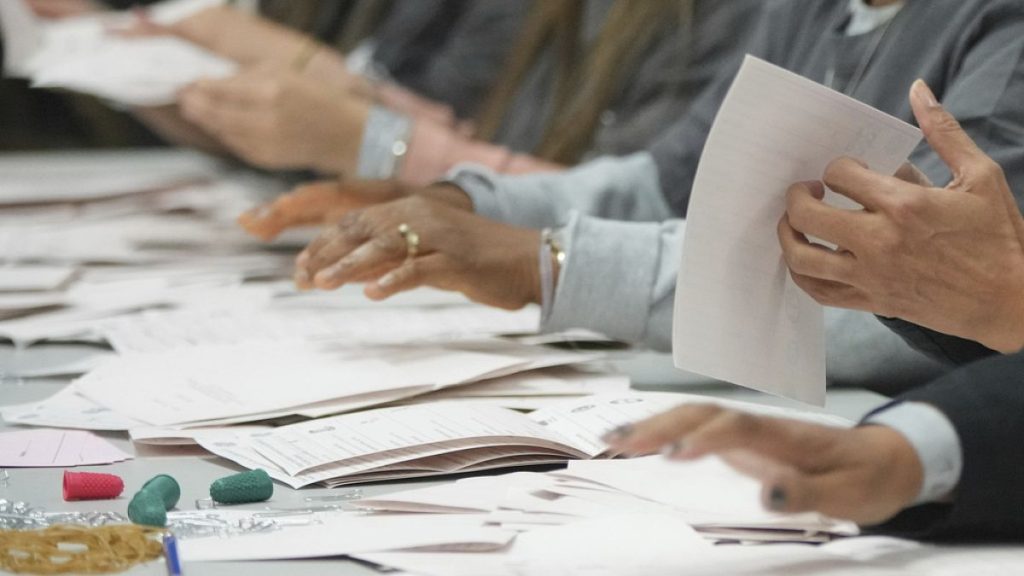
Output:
[
  {"xmin": 0, "ymin": 149, "xmax": 221, "ymax": 206},
  {"xmin": 72, "ymin": 340, "xmax": 585, "ymax": 426},
  {"xmin": 1, "ymin": 0, "xmax": 236, "ymax": 106},
  {"xmin": 357, "ymin": 513, "xmax": 711, "ymax": 576},
  {"xmin": 177, "ymin": 513, "xmax": 514, "ymax": 562},
  {"xmin": 0, "ymin": 428, "xmax": 132, "ymax": 467},
  {"xmin": 1, "ymin": 386, "xmax": 146, "ymax": 431},
  {"xmin": 0, "ymin": 266, "xmax": 76, "ymax": 292},
  {"xmin": 673, "ymin": 56, "xmax": 921, "ymax": 405},
  {"xmin": 197, "ymin": 394, "xmax": 682, "ymax": 488},
  {"xmin": 95, "ymin": 304, "xmax": 540, "ymax": 355}
]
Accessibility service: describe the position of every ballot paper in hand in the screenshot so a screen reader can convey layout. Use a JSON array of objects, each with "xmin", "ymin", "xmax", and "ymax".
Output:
[
  {"xmin": 673, "ymin": 56, "xmax": 922, "ymax": 405},
  {"xmin": 0, "ymin": 0, "xmax": 236, "ymax": 106}
]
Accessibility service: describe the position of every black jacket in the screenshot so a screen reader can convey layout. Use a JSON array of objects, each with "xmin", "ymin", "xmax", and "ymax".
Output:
[
  {"xmin": 879, "ymin": 317, "xmax": 998, "ymax": 366},
  {"xmin": 867, "ymin": 351, "xmax": 1024, "ymax": 541}
]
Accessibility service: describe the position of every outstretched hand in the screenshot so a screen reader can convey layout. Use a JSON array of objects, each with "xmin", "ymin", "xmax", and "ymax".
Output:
[
  {"xmin": 603, "ymin": 404, "xmax": 924, "ymax": 526},
  {"xmin": 293, "ymin": 196, "xmax": 542, "ymax": 310}
]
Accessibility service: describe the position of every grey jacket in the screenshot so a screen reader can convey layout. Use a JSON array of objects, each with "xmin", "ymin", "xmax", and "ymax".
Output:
[{"xmin": 451, "ymin": 0, "xmax": 1024, "ymax": 386}]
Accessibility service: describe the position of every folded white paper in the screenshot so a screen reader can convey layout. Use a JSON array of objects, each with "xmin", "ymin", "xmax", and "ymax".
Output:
[{"xmin": 673, "ymin": 56, "xmax": 922, "ymax": 405}]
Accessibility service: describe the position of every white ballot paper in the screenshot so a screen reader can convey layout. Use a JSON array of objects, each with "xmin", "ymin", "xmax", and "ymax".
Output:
[
  {"xmin": 178, "ymin": 512, "xmax": 514, "ymax": 562},
  {"xmin": 674, "ymin": 56, "xmax": 922, "ymax": 405},
  {"xmin": 72, "ymin": 341, "xmax": 558, "ymax": 426},
  {"xmin": 0, "ymin": 266, "xmax": 76, "ymax": 292},
  {"xmin": 197, "ymin": 394, "xmax": 681, "ymax": 488},
  {"xmin": 0, "ymin": 0, "xmax": 235, "ymax": 106}
]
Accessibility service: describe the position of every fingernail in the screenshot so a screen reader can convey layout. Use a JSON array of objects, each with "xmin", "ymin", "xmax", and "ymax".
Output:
[
  {"xmin": 601, "ymin": 424, "xmax": 634, "ymax": 443},
  {"xmin": 296, "ymin": 252, "xmax": 309, "ymax": 267},
  {"xmin": 768, "ymin": 486, "xmax": 788, "ymax": 511},
  {"xmin": 294, "ymin": 268, "xmax": 310, "ymax": 287},
  {"xmin": 912, "ymin": 79, "xmax": 939, "ymax": 108},
  {"xmin": 378, "ymin": 273, "xmax": 397, "ymax": 288},
  {"xmin": 659, "ymin": 441, "xmax": 685, "ymax": 458}
]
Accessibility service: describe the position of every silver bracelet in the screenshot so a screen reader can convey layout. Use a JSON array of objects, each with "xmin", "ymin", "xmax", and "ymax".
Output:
[{"xmin": 539, "ymin": 228, "xmax": 566, "ymax": 322}]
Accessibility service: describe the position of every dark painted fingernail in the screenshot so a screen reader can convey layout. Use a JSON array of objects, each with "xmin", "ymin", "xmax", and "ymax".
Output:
[
  {"xmin": 768, "ymin": 486, "xmax": 788, "ymax": 511},
  {"xmin": 601, "ymin": 424, "xmax": 634, "ymax": 443}
]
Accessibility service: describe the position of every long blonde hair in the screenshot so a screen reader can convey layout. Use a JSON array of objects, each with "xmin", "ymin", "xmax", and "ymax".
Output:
[{"xmin": 476, "ymin": 0, "xmax": 693, "ymax": 165}]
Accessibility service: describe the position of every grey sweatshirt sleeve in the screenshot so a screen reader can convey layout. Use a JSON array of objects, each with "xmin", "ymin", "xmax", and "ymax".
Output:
[
  {"xmin": 539, "ymin": 210, "xmax": 946, "ymax": 379},
  {"xmin": 446, "ymin": 152, "xmax": 673, "ymax": 229},
  {"xmin": 543, "ymin": 214, "xmax": 681, "ymax": 350}
]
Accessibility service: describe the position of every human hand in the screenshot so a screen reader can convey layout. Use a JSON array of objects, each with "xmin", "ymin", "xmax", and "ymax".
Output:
[
  {"xmin": 179, "ymin": 68, "xmax": 369, "ymax": 174},
  {"xmin": 603, "ymin": 404, "xmax": 924, "ymax": 526},
  {"xmin": 779, "ymin": 80, "xmax": 1024, "ymax": 353},
  {"xmin": 160, "ymin": 6, "xmax": 354, "ymax": 86},
  {"xmin": 239, "ymin": 181, "xmax": 474, "ymax": 241},
  {"xmin": 294, "ymin": 196, "xmax": 542, "ymax": 310},
  {"xmin": 26, "ymin": 0, "xmax": 103, "ymax": 18}
]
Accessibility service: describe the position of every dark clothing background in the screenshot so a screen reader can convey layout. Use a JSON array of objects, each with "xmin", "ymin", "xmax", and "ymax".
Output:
[{"xmin": 867, "ymin": 351, "xmax": 1024, "ymax": 541}]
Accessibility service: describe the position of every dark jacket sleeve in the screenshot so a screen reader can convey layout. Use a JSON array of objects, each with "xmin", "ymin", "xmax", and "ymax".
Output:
[
  {"xmin": 877, "ymin": 317, "xmax": 998, "ymax": 366},
  {"xmin": 866, "ymin": 351, "xmax": 1024, "ymax": 541}
]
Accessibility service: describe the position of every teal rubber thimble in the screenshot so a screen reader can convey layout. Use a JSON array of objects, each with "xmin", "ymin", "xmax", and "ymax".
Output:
[
  {"xmin": 127, "ymin": 474, "xmax": 181, "ymax": 527},
  {"xmin": 128, "ymin": 490, "xmax": 168, "ymax": 527},
  {"xmin": 210, "ymin": 469, "xmax": 273, "ymax": 504},
  {"xmin": 140, "ymin": 474, "xmax": 181, "ymax": 509}
]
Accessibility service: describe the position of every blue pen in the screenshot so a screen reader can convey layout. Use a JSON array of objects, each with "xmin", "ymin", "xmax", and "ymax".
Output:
[{"xmin": 162, "ymin": 532, "xmax": 183, "ymax": 576}]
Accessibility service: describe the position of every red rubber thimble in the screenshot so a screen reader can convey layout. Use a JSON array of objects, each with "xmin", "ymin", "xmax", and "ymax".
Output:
[{"xmin": 63, "ymin": 471, "xmax": 125, "ymax": 501}]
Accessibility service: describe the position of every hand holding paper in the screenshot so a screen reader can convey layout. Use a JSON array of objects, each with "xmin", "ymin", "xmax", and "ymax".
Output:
[
  {"xmin": 673, "ymin": 56, "xmax": 922, "ymax": 405},
  {"xmin": 0, "ymin": 0, "xmax": 236, "ymax": 106}
]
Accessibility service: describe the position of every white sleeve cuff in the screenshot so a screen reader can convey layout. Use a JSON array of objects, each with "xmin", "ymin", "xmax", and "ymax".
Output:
[{"xmin": 864, "ymin": 401, "xmax": 963, "ymax": 505}]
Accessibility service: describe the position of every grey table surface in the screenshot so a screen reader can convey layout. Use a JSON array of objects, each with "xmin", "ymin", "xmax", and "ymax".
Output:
[{"xmin": 0, "ymin": 342, "xmax": 889, "ymax": 576}]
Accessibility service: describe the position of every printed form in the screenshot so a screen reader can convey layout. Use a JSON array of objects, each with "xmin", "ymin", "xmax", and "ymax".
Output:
[{"xmin": 674, "ymin": 56, "xmax": 922, "ymax": 405}]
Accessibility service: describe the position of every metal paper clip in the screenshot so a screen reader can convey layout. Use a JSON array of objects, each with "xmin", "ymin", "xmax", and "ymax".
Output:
[{"xmin": 303, "ymin": 489, "xmax": 362, "ymax": 502}]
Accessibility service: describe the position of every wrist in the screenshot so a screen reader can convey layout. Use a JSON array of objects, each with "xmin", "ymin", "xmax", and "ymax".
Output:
[
  {"xmin": 322, "ymin": 97, "xmax": 370, "ymax": 176},
  {"xmin": 987, "ymin": 286, "xmax": 1024, "ymax": 354},
  {"xmin": 855, "ymin": 425, "xmax": 924, "ymax": 513},
  {"xmin": 420, "ymin": 184, "xmax": 473, "ymax": 212}
]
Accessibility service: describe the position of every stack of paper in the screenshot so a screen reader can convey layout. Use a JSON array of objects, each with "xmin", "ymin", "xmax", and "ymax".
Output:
[
  {"xmin": 1, "ymin": 0, "xmax": 236, "ymax": 106},
  {"xmin": 194, "ymin": 394, "xmax": 699, "ymax": 488},
  {"xmin": 174, "ymin": 511, "xmax": 516, "ymax": 563},
  {"xmin": 93, "ymin": 304, "xmax": 542, "ymax": 354},
  {"xmin": 348, "ymin": 397, "xmax": 855, "ymax": 539},
  {"xmin": 0, "ymin": 149, "xmax": 222, "ymax": 206},
  {"xmin": 0, "ymin": 339, "xmax": 603, "ymax": 433}
]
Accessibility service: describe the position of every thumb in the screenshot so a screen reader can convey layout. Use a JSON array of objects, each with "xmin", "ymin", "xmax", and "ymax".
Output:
[{"xmin": 909, "ymin": 80, "xmax": 989, "ymax": 184}]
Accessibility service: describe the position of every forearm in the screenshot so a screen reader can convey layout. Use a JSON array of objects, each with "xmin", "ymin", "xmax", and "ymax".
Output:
[
  {"xmin": 375, "ymin": 82, "xmax": 459, "ymax": 129},
  {"xmin": 170, "ymin": 7, "xmax": 306, "ymax": 68},
  {"xmin": 131, "ymin": 105, "xmax": 230, "ymax": 157},
  {"xmin": 448, "ymin": 152, "xmax": 671, "ymax": 229}
]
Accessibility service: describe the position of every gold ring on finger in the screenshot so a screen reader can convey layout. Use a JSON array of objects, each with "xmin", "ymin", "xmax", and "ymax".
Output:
[{"xmin": 398, "ymin": 223, "xmax": 420, "ymax": 260}]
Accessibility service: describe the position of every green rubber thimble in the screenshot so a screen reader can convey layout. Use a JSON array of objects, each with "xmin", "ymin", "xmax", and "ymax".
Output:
[
  {"xmin": 128, "ymin": 474, "xmax": 181, "ymax": 527},
  {"xmin": 128, "ymin": 490, "xmax": 168, "ymax": 527},
  {"xmin": 140, "ymin": 474, "xmax": 181, "ymax": 509},
  {"xmin": 210, "ymin": 469, "xmax": 273, "ymax": 504}
]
